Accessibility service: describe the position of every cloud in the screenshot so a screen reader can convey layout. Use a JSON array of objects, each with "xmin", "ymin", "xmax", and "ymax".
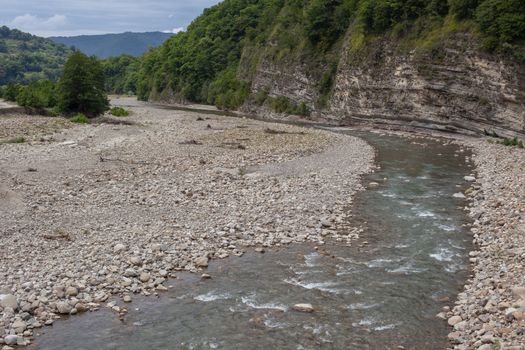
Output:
[
  {"xmin": 10, "ymin": 14, "xmax": 67, "ymax": 31},
  {"xmin": 1, "ymin": 1, "xmax": 221, "ymax": 37},
  {"xmin": 163, "ymin": 27, "xmax": 184, "ymax": 34}
]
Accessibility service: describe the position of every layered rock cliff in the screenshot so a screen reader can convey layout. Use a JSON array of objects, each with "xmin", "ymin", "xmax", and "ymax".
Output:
[{"xmin": 243, "ymin": 32, "xmax": 525, "ymax": 138}]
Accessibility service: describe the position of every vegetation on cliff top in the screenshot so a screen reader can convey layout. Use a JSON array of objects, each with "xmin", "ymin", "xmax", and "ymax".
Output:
[{"xmin": 132, "ymin": 0, "xmax": 525, "ymax": 112}]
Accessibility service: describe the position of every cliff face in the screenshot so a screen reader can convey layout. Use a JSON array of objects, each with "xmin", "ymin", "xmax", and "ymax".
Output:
[{"xmin": 245, "ymin": 33, "xmax": 525, "ymax": 138}]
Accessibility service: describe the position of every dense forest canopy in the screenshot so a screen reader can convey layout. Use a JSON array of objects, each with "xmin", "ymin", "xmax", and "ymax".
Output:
[
  {"xmin": 0, "ymin": 26, "xmax": 72, "ymax": 85},
  {"xmin": 134, "ymin": 0, "xmax": 525, "ymax": 110}
]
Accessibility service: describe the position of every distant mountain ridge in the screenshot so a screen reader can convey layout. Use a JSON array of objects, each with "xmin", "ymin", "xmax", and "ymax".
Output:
[{"xmin": 50, "ymin": 32, "xmax": 173, "ymax": 59}]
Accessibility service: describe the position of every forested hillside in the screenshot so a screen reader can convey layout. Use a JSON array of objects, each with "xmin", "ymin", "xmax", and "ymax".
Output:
[
  {"xmin": 50, "ymin": 32, "xmax": 173, "ymax": 59},
  {"xmin": 135, "ymin": 0, "xmax": 525, "ymax": 112},
  {"xmin": 0, "ymin": 26, "xmax": 72, "ymax": 85}
]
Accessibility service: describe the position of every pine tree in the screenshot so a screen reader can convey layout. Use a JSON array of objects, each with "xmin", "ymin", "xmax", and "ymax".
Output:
[{"xmin": 57, "ymin": 51, "xmax": 109, "ymax": 117}]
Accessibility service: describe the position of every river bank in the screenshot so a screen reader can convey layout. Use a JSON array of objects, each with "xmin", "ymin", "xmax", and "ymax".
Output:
[
  {"xmin": 0, "ymin": 105, "xmax": 373, "ymax": 347},
  {"xmin": 444, "ymin": 139, "xmax": 525, "ymax": 350}
]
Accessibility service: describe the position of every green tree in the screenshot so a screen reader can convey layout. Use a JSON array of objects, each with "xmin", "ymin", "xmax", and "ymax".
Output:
[
  {"xmin": 57, "ymin": 51, "xmax": 109, "ymax": 116},
  {"xmin": 449, "ymin": 0, "xmax": 479, "ymax": 19},
  {"xmin": 475, "ymin": 0, "xmax": 525, "ymax": 47}
]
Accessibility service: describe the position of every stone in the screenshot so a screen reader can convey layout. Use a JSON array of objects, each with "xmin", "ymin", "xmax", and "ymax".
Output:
[
  {"xmin": 123, "ymin": 295, "xmax": 132, "ymax": 303},
  {"xmin": 448, "ymin": 315, "xmax": 463, "ymax": 326},
  {"xmin": 113, "ymin": 243, "xmax": 126, "ymax": 253},
  {"xmin": 447, "ymin": 331, "xmax": 462, "ymax": 344},
  {"xmin": 464, "ymin": 176, "xmax": 476, "ymax": 182},
  {"xmin": 201, "ymin": 273, "xmax": 211, "ymax": 279},
  {"xmin": 453, "ymin": 192, "xmax": 466, "ymax": 199},
  {"xmin": 292, "ymin": 303, "xmax": 314, "ymax": 313},
  {"xmin": 56, "ymin": 301, "xmax": 72, "ymax": 314},
  {"xmin": 129, "ymin": 256, "xmax": 142, "ymax": 266},
  {"xmin": 195, "ymin": 256, "xmax": 209, "ymax": 268},
  {"xmin": 11, "ymin": 320, "xmax": 26, "ymax": 333},
  {"xmin": 320, "ymin": 219, "xmax": 332, "ymax": 228},
  {"xmin": 124, "ymin": 268, "xmax": 138, "ymax": 277},
  {"xmin": 65, "ymin": 286, "xmax": 78, "ymax": 297},
  {"xmin": 512, "ymin": 311, "xmax": 524, "ymax": 321},
  {"xmin": 511, "ymin": 286, "xmax": 525, "ymax": 300},
  {"xmin": 3, "ymin": 336, "xmax": 18, "ymax": 346},
  {"xmin": 139, "ymin": 272, "xmax": 150, "ymax": 283},
  {"xmin": 368, "ymin": 182, "xmax": 380, "ymax": 188},
  {"xmin": 0, "ymin": 295, "xmax": 17, "ymax": 310}
]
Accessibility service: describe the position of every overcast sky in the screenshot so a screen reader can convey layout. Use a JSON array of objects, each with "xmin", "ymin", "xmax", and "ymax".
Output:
[{"xmin": 0, "ymin": 0, "xmax": 221, "ymax": 37}]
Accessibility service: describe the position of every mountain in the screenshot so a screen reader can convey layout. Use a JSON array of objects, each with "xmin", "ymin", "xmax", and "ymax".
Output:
[
  {"xmin": 0, "ymin": 26, "xmax": 72, "ymax": 85},
  {"xmin": 134, "ymin": 0, "xmax": 525, "ymax": 138},
  {"xmin": 50, "ymin": 32, "xmax": 173, "ymax": 59}
]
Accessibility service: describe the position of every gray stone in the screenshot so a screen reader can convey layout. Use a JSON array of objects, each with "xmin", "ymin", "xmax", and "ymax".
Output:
[
  {"xmin": 11, "ymin": 320, "xmax": 26, "ymax": 333},
  {"xmin": 195, "ymin": 256, "xmax": 209, "ymax": 268},
  {"xmin": 0, "ymin": 295, "xmax": 17, "ymax": 310},
  {"xmin": 511, "ymin": 286, "xmax": 525, "ymax": 300},
  {"xmin": 56, "ymin": 301, "xmax": 72, "ymax": 314},
  {"xmin": 113, "ymin": 244, "xmax": 126, "ymax": 253},
  {"xmin": 139, "ymin": 272, "xmax": 150, "ymax": 283},
  {"xmin": 3, "ymin": 336, "xmax": 18, "ymax": 346},
  {"xmin": 124, "ymin": 268, "xmax": 138, "ymax": 277},
  {"xmin": 65, "ymin": 287, "xmax": 78, "ymax": 297},
  {"xmin": 448, "ymin": 315, "xmax": 463, "ymax": 326}
]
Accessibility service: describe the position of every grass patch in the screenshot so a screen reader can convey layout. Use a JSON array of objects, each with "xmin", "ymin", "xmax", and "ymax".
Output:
[
  {"xmin": 70, "ymin": 113, "xmax": 89, "ymax": 124},
  {"xmin": 1, "ymin": 136, "xmax": 26, "ymax": 144},
  {"xmin": 496, "ymin": 137, "xmax": 524, "ymax": 148},
  {"xmin": 110, "ymin": 106, "xmax": 130, "ymax": 117}
]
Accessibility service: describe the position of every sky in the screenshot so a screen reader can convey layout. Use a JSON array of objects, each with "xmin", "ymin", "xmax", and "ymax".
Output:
[{"xmin": 0, "ymin": 0, "xmax": 221, "ymax": 37}]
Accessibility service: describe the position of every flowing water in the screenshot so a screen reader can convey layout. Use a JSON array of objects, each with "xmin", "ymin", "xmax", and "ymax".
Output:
[{"xmin": 30, "ymin": 130, "xmax": 473, "ymax": 350}]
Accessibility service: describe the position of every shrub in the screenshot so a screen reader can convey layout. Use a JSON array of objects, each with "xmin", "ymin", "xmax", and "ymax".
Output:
[
  {"xmin": 70, "ymin": 113, "xmax": 89, "ymax": 124},
  {"xmin": 16, "ymin": 80, "xmax": 57, "ymax": 109},
  {"xmin": 253, "ymin": 89, "xmax": 269, "ymax": 106},
  {"xmin": 110, "ymin": 107, "xmax": 130, "ymax": 117},
  {"xmin": 3, "ymin": 83, "xmax": 21, "ymax": 102},
  {"xmin": 268, "ymin": 95, "xmax": 310, "ymax": 116}
]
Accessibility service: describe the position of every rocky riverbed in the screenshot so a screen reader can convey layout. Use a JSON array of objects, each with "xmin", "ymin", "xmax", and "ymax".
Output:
[
  {"xmin": 0, "ymin": 106, "xmax": 373, "ymax": 348},
  {"xmin": 443, "ymin": 139, "xmax": 525, "ymax": 350}
]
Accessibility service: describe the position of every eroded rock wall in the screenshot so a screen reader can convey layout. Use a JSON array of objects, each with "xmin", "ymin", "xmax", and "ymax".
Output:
[{"xmin": 246, "ymin": 33, "xmax": 525, "ymax": 137}]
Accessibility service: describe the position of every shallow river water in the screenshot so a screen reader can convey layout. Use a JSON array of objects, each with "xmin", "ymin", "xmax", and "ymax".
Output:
[{"xmin": 30, "ymin": 130, "xmax": 474, "ymax": 350}]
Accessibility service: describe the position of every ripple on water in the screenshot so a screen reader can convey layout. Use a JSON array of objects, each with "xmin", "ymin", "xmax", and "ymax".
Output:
[
  {"xmin": 240, "ymin": 294, "xmax": 288, "ymax": 311},
  {"xmin": 303, "ymin": 252, "xmax": 319, "ymax": 267},
  {"xmin": 365, "ymin": 257, "xmax": 402, "ymax": 268},
  {"xmin": 264, "ymin": 318, "xmax": 288, "ymax": 329},
  {"xmin": 386, "ymin": 261, "xmax": 427, "ymax": 274},
  {"xmin": 194, "ymin": 291, "xmax": 232, "ymax": 302},
  {"xmin": 346, "ymin": 302, "xmax": 382, "ymax": 310},
  {"xmin": 434, "ymin": 223, "xmax": 457, "ymax": 232},
  {"xmin": 284, "ymin": 278, "xmax": 342, "ymax": 294},
  {"xmin": 429, "ymin": 247, "xmax": 455, "ymax": 262},
  {"xmin": 415, "ymin": 208, "xmax": 438, "ymax": 218}
]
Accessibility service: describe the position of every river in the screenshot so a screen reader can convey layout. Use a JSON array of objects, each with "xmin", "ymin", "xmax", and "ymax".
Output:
[{"xmin": 29, "ymin": 129, "xmax": 473, "ymax": 349}]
